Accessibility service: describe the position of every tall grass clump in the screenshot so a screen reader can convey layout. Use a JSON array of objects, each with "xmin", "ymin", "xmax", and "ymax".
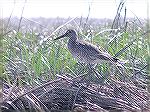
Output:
[
  {"xmin": 1, "ymin": 2, "xmax": 149, "ymax": 86},
  {"xmin": 1, "ymin": 1, "xmax": 150, "ymax": 111}
]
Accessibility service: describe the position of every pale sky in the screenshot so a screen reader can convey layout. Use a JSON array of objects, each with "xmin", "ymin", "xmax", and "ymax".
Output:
[{"xmin": 0, "ymin": 0, "xmax": 149, "ymax": 19}]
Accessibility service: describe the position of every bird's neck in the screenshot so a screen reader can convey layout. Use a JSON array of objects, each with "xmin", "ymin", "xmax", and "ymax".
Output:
[
  {"xmin": 68, "ymin": 38, "xmax": 76, "ymax": 47},
  {"xmin": 68, "ymin": 36, "xmax": 77, "ymax": 43}
]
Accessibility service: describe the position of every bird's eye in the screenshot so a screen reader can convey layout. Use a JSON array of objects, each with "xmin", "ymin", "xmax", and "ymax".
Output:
[{"xmin": 67, "ymin": 30, "xmax": 73, "ymax": 34}]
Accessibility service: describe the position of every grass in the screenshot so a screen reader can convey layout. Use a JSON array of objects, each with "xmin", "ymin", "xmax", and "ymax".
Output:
[
  {"xmin": 0, "ymin": 0, "xmax": 148, "ymax": 91},
  {"xmin": 1, "ymin": 1, "xmax": 150, "ymax": 111},
  {"xmin": 1, "ymin": 16, "xmax": 149, "ymax": 86}
]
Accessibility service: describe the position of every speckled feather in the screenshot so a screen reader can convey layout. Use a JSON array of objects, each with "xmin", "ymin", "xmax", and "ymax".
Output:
[{"xmin": 55, "ymin": 29, "xmax": 120, "ymax": 65}]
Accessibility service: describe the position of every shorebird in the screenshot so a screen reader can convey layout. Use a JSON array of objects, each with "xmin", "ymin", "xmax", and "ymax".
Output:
[{"xmin": 54, "ymin": 29, "xmax": 124, "ymax": 66}]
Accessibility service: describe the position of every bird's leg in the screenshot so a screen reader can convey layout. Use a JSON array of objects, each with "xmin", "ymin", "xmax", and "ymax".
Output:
[
  {"xmin": 76, "ymin": 63, "xmax": 92, "ymax": 86},
  {"xmin": 87, "ymin": 64, "xmax": 101, "ymax": 83},
  {"xmin": 84, "ymin": 64, "xmax": 93, "ymax": 85},
  {"xmin": 75, "ymin": 62, "xmax": 91, "ymax": 84}
]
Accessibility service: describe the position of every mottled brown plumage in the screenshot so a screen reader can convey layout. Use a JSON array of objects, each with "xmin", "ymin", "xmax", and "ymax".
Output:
[{"xmin": 54, "ymin": 29, "xmax": 122, "ymax": 65}]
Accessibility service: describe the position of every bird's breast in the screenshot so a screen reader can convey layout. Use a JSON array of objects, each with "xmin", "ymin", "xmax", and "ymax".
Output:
[{"xmin": 67, "ymin": 41, "xmax": 98, "ymax": 64}]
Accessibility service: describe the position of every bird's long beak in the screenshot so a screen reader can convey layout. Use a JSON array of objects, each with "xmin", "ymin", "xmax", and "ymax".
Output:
[{"xmin": 54, "ymin": 33, "xmax": 67, "ymax": 40}]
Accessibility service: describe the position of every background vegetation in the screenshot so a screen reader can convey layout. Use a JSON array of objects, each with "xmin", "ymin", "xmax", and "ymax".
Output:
[
  {"xmin": 0, "ymin": 1, "xmax": 150, "ymax": 111},
  {"xmin": 1, "ymin": 16, "xmax": 149, "ymax": 85}
]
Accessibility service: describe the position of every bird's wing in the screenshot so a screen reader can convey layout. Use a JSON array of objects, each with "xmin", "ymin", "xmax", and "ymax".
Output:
[
  {"xmin": 96, "ymin": 52, "xmax": 116, "ymax": 62},
  {"xmin": 76, "ymin": 40, "xmax": 115, "ymax": 62},
  {"xmin": 77, "ymin": 40, "xmax": 102, "ymax": 53}
]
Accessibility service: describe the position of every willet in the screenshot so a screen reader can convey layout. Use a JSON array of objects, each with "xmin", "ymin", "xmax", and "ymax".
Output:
[{"xmin": 54, "ymin": 29, "xmax": 123, "ymax": 66}]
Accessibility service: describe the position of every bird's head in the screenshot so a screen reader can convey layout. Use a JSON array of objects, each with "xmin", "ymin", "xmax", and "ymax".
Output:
[{"xmin": 54, "ymin": 29, "xmax": 77, "ymax": 40}]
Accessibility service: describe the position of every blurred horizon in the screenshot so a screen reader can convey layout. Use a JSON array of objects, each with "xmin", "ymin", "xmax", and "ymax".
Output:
[{"xmin": 1, "ymin": 0, "xmax": 149, "ymax": 19}]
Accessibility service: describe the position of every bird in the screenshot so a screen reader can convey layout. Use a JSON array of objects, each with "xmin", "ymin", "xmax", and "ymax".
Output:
[{"xmin": 54, "ymin": 29, "xmax": 124, "ymax": 66}]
